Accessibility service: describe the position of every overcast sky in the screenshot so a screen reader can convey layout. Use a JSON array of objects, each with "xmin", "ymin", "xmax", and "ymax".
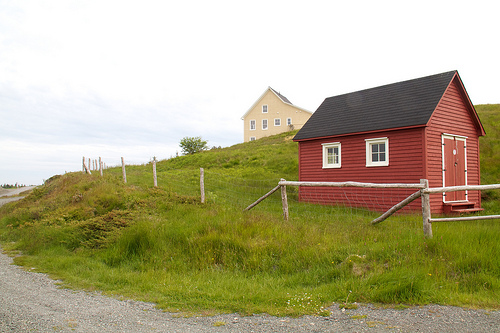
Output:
[{"xmin": 1, "ymin": 0, "xmax": 498, "ymax": 185}]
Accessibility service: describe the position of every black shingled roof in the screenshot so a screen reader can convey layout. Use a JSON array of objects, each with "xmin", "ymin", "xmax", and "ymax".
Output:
[{"xmin": 294, "ymin": 71, "xmax": 457, "ymax": 141}]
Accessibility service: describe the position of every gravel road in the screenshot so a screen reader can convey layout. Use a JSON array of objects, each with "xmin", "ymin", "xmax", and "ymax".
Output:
[
  {"xmin": 0, "ymin": 186, "xmax": 37, "ymax": 198},
  {"xmin": 1, "ymin": 193, "xmax": 499, "ymax": 332},
  {"xmin": 1, "ymin": 249, "xmax": 498, "ymax": 333},
  {"xmin": 0, "ymin": 186, "xmax": 37, "ymax": 208}
]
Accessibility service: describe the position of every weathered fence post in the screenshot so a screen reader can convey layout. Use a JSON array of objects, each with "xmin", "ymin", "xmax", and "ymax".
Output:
[
  {"xmin": 82, "ymin": 156, "xmax": 86, "ymax": 173},
  {"xmin": 200, "ymin": 168, "xmax": 205, "ymax": 203},
  {"xmin": 82, "ymin": 156, "xmax": 91, "ymax": 174},
  {"xmin": 153, "ymin": 157, "xmax": 158, "ymax": 187},
  {"xmin": 99, "ymin": 157, "xmax": 103, "ymax": 177},
  {"xmin": 280, "ymin": 178, "xmax": 289, "ymax": 220},
  {"xmin": 121, "ymin": 157, "xmax": 127, "ymax": 184},
  {"xmin": 420, "ymin": 179, "xmax": 432, "ymax": 238}
]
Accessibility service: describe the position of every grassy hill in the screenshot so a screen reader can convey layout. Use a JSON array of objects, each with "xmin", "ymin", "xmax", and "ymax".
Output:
[
  {"xmin": 477, "ymin": 104, "xmax": 500, "ymax": 185},
  {"xmin": 1, "ymin": 116, "xmax": 500, "ymax": 316}
]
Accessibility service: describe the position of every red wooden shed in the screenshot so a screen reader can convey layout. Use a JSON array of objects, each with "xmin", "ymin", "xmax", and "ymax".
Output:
[{"xmin": 293, "ymin": 71, "xmax": 485, "ymax": 214}]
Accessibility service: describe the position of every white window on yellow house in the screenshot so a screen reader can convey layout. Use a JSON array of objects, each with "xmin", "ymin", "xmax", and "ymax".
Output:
[
  {"xmin": 274, "ymin": 118, "xmax": 281, "ymax": 126},
  {"xmin": 250, "ymin": 120, "xmax": 256, "ymax": 130},
  {"xmin": 262, "ymin": 119, "xmax": 268, "ymax": 130},
  {"xmin": 250, "ymin": 136, "xmax": 256, "ymax": 141},
  {"xmin": 287, "ymin": 118, "xmax": 292, "ymax": 126},
  {"xmin": 322, "ymin": 142, "xmax": 341, "ymax": 168},
  {"xmin": 262, "ymin": 105, "xmax": 268, "ymax": 113}
]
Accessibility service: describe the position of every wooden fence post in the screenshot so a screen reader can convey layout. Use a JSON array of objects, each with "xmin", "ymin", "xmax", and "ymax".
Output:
[
  {"xmin": 82, "ymin": 156, "xmax": 91, "ymax": 174},
  {"xmin": 82, "ymin": 156, "xmax": 86, "ymax": 173},
  {"xmin": 281, "ymin": 178, "xmax": 289, "ymax": 220},
  {"xmin": 99, "ymin": 157, "xmax": 103, "ymax": 177},
  {"xmin": 153, "ymin": 157, "xmax": 157, "ymax": 187},
  {"xmin": 421, "ymin": 179, "xmax": 432, "ymax": 238},
  {"xmin": 121, "ymin": 157, "xmax": 127, "ymax": 184},
  {"xmin": 200, "ymin": 168, "xmax": 205, "ymax": 203}
]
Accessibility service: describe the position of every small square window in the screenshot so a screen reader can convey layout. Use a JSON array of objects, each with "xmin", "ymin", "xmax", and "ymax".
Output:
[
  {"xmin": 366, "ymin": 138, "xmax": 389, "ymax": 167},
  {"xmin": 274, "ymin": 118, "xmax": 281, "ymax": 126},
  {"xmin": 262, "ymin": 105, "xmax": 268, "ymax": 113},
  {"xmin": 322, "ymin": 142, "xmax": 341, "ymax": 168},
  {"xmin": 250, "ymin": 120, "xmax": 256, "ymax": 130},
  {"xmin": 250, "ymin": 136, "xmax": 256, "ymax": 141},
  {"xmin": 262, "ymin": 119, "xmax": 268, "ymax": 130}
]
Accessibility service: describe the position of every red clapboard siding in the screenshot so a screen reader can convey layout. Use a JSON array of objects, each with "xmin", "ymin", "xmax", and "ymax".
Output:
[
  {"xmin": 298, "ymin": 128, "xmax": 426, "ymax": 212},
  {"xmin": 426, "ymin": 76, "xmax": 482, "ymax": 213}
]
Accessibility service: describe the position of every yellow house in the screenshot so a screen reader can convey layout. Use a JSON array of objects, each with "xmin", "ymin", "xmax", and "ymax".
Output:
[{"xmin": 241, "ymin": 87, "xmax": 312, "ymax": 142}]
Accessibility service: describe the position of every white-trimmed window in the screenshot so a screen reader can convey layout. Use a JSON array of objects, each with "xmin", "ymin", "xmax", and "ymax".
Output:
[
  {"xmin": 262, "ymin": 105, "xmax": 268, "ymax": 113},
  {"xmin": 366, "ymin": 137, "xmax": 389, "ymax": 167},
  {"xmin": 322, "ymin": 142, "xmax": 341, "ymax": 168},
  {"xmin": 274, "ymin": 118, "xmax": 281, "ymax": 126},
  {"xmin": 262, "ymin": 119, "xmax": 268, "ymax": 130},
  {"xmin": 287, "ymin": 118, "xmax": 292, "ymax": 126},
  {"xmin": 250, "ymin": 120, "xmax": 256, "ymax": 130},
  {"xmin": 250, "ymin": 136, "xmax": 256, "ymax": 141}
]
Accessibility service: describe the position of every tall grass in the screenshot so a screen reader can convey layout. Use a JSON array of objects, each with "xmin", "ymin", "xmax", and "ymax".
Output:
[{"xmin": 1, "ymin": 128, "xmax": 500, "ymax": 316}]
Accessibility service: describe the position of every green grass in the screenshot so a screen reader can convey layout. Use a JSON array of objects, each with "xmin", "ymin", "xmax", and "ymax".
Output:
[
  {"xmin": 477, "ymin": 104, "xmax": 500, "ymax": 210},
  {"xmin": 1, "ymin": 125, "xmax": 500, "ymax": 316}
]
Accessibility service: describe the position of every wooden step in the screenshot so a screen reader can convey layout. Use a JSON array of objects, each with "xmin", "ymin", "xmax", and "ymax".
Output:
[
  {"xmin": 451, "ymin": 207, "xmax": 484, "ymax": 213},
  {"xmin": 443, "ymin": 202, "xmax": 483, "ymax": 214}
]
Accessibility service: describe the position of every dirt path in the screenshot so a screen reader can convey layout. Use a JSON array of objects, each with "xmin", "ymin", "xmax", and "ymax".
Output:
[
  {"xmin": 0, "ymin": 186, "xmax": 37, "ymax": 197},
  {"xmin": 0, "ymin": 186, "xmax": 37, "ymax": 208}
]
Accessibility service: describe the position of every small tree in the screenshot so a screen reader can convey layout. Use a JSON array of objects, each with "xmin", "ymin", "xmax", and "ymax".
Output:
[{"xmin": 179, "ymin": 136, "xmax": 208, "ymax": 155}]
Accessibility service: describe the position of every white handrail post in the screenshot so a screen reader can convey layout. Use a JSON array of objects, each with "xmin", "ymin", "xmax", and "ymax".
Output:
[
  {"xmin": 281, "ymin": 178, "xmax": 289, "ymax": 220},
  {"xmin": 421, "ymin": 179, "xmax": 432, "ymax": 238}
]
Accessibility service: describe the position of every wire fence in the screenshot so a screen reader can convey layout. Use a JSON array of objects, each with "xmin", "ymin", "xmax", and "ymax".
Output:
[
  {"xmin": 82, "ymin": 156, "xmax": 500, "ymax": 238},
  {"xmin": 154, "ymin": 169, "xmax": 423, "ymax": 225},
  {"xmin": 83, "ymin": 156, "xmax": 423, "ymax": 225}
]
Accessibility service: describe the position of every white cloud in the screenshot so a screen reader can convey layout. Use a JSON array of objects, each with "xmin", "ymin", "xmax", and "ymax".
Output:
[{"xmin": 1, "ymin": 0, "xmax": 499, "ymax": 184}]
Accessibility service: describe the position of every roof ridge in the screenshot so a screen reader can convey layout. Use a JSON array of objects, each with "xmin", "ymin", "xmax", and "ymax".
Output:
[
  {"xmin": 269, "ymin": 87, "xmax": 293, "ymax": 105},
  {"xmin": 329, "ymin": 71, "xmax": 457, "ymax": 99},
  {"xmin": 293, "ymin": 71, "xmax": 459, "ymax": 141}
]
